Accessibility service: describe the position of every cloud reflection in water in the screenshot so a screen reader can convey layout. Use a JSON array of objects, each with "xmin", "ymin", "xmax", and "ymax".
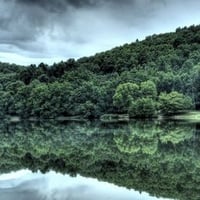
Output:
[{"xmin": 0, "ymin": 170, "xmax": 173, "ymax": 200}]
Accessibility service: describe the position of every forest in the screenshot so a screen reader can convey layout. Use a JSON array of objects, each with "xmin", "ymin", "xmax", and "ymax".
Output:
[{"xmin": 0, "ymin": 25, "xmax": 200, "ymax": 119}]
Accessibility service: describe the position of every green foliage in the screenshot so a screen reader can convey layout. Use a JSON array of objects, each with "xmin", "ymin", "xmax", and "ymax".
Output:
[
  {"xmin": 113, "ymin": 81, "xmax": 158, "ymax": 117},
  {"xmin": 0, "ymin": 25, "xmax": 200, "ymax": 118},
  {"xmin": 113, "ymin": 83, "xmax": 139, "ymax": 112},
  {"xmin": 140, "ymin": 80, "xmax": 157, "ymax": 99},
  {"xmin": 159, "ymin": 91, "xmax": 193, "ymax": 115},
  {"xmin": 129, "ymin": 98, "xmax": 157, "ymax": 118}
]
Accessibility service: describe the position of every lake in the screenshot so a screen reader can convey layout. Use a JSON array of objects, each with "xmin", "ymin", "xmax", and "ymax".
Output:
[{"xmin": 0, "ymin": 119, "xmax": 199, "ymax": 200}]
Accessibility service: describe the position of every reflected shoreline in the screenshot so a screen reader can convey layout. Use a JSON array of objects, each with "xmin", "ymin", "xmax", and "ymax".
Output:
[{"xmin": 0, "ymin": 120, "xmax": 199, "ymax": 200}]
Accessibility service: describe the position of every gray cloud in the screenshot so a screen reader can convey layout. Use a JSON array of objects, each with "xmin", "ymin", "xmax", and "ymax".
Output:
[
  {"xmin": 0, "ymin": 0, "xmax": 164, "ymax": 42},
  {"xmin": 0, "ymin": 0, "xmax": 199, "ymax": 65},
  {"xmin": 17, "ymin": 0, "xmax": 97, "ymax": 9}
]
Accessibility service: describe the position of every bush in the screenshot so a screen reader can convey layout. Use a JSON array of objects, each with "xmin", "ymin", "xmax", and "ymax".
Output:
[
  {"xmin": 159, "ymin": 91, "xmax": 193, "ymax": 115},
  {"xmin": 129, "ymin": 98, "xmax": 157, "ymax": 118}
]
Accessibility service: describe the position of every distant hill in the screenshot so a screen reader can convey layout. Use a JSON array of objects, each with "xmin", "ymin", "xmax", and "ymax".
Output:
[{"xmin": 0, "ymin": 25, "xmax": 200, "ymax": 118}]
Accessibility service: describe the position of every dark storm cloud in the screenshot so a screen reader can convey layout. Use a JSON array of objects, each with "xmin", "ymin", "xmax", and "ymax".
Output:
[
  {"xmin": 0, "ymin": 0, "xmax": 164, "ymax": 44},
  {"xmin": 0, "ymin": 0, "xmax": 100, "ymax": 49},
  {"xmin": 0, "ymin": 0, "xmax": 199, "ymax": 64},
  {"xmin": 17, "ymin": 0, "xmax": 96, "ymax": 9},
  {"xmin": 16, "ymin": 0, "xmax": 134, "ymax": 9}
]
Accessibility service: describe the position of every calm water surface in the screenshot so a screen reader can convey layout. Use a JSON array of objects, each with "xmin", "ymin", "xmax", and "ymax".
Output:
[
  {"xmin": 0, "ymin": 120, "xmax": 199, "ymax": 200},
  {"xmin": 0, "ymin": 170, "xmax": 172, "ymax": 200}
]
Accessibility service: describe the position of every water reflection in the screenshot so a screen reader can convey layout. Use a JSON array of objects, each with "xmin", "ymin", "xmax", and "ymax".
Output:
[
  {"xmin": 0, "ymin": 120, "xmax": 199, "ymax": 200},
  {"xmin": 0, "ymin": 170, "xmax": 172, "ymax": 200}
]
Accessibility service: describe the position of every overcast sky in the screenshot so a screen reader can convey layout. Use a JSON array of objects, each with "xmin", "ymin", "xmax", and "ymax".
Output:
[{"xmin": 0, "ymin": 0, "xmax": 199, "ymax": 65}]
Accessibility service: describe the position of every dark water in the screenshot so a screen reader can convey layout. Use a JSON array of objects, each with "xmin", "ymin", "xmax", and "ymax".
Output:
[{"xmin": 0, "ymin": 120, "xmax": 199, "ymax": 200}]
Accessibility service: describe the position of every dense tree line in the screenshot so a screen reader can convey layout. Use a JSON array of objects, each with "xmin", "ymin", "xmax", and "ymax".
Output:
[{"xmin": 0, "ymin": 25, "xmax": 200, "ymax": 118}]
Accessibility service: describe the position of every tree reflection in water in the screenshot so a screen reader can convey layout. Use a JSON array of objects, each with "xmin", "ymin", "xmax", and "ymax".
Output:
[{"xmin": 0, "ymin": 120, "xmax": 199, "ymax": 200}]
